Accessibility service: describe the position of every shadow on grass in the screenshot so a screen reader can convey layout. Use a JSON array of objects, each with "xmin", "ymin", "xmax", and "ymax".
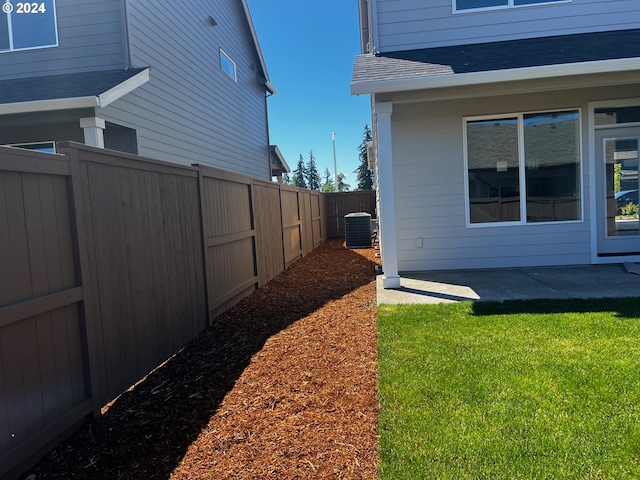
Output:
[
  {"xmin": 24, "ymin": 240, "xmax": 377, "ymax": 480},
  {"xmin": 472, "ymin": 297, "xmax": 640, "ymax": 318}
]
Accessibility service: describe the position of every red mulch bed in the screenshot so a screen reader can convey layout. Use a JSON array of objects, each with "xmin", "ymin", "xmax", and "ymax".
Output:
[{"xmin": 24, "ymin": 240, "xmax": 380, "ymax": 479}]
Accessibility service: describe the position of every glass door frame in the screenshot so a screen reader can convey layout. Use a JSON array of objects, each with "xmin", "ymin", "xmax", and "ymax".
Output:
[{"xmin": 589, "ymin": 99, "xmax": 640, "ymax": 263}]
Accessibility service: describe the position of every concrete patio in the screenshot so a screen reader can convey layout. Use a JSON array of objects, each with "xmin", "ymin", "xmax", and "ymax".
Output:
[{"xmin": 377, "ymin": 263, "xmax": 640, "ymax": 304}]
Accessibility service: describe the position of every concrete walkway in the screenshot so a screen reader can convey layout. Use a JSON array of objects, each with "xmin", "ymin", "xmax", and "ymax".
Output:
[{"xmin": 377, "ymin": 263, "xmax": 640, "ymax": 304}]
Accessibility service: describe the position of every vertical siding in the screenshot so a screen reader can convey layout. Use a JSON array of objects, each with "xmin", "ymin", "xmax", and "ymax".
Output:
[
  {"xmin": 0, "ymin": 0, "xmax": 126, "ymax": 80},
  {"xmin": 388, "ymin": 82, "xmax": 640, "ymax": 272},
  {"xmin": 99, "ymin": 0, "xmax": 271, "ymax": 179},
  {"xmin": 375, "ymin": 0, "xmax": 640, "ymax": 51}
]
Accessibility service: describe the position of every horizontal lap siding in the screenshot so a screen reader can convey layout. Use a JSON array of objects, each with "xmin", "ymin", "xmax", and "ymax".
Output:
[
  {"xmin": 66, "ymin": 145, "xmax": 207, "ymax": 407},
  {"xmin": 375, "ymin": 0, "xmax": 640, "ymax": 51},
  {"xmin": 391, "ymin": 86, "xmax": 611, "ymax": 271},
  {"xmin": 100, "ymin": 0, "xmax": 271, "ymax": 179},
  {"xmin": 0, "ymin": 0, "xmax": 125, "ymax": 80},
  {"xmin": 0, "ymin": 147, "xmax": 89, "ymax": 478}
]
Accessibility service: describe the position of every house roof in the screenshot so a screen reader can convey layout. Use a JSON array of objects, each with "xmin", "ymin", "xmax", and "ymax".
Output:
[
  {"xmin": 270, "ymin": 145, "xmax": 290, "ymax": 176},
  {"xmin": 0, "ymin": 67, "xmax": 150, "ymax": 115},
  {"xmin": 351, "ymin": 28, "xmax": 640, "ymax": 95}
]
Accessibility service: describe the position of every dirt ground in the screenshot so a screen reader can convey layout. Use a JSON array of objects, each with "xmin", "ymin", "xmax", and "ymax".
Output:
[{"xmin": 25, "ymin": 239, "xmax": 379, "ymax": 479}]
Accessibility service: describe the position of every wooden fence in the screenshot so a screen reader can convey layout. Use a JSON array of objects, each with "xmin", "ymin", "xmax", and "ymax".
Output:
[
  {"xmin": 325, "ymin": 190, "xmax": 377, "ymax": 238},
  {"xmin": 0, "ymin": 142, "xmax": 327, "ymax": 479}
]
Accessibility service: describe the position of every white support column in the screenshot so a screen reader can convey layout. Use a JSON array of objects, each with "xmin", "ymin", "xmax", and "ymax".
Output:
[
  {"xmin": 80, "ymin": 117, "xmax": 106, "ymax": 148},
  {"xmin": 375, "ymin": 101, "xmax": 401, "ymax": 289}
]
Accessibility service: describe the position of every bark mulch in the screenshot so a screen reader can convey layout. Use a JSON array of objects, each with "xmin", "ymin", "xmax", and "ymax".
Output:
[{"xmin": 25, "ymin": 239, "xmax": 380, "ymax": 479}]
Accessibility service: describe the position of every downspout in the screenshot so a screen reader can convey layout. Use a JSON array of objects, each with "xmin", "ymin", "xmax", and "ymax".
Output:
[{"xmin": 120, "ymin": 0, "xmax": 133, "ymax": 69}]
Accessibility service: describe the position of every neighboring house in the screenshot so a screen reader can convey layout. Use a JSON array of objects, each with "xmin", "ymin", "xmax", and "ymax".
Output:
[
  {"xmin": 270, "ymin": 144, "xmax": 291, "ymax": 183},
  {"xmin": 351, "ymin": 0, "xmax": 640, "ymax": 288},
  {"xmin": 0, "ymin": 0, "xmax": 276, "ymax": 180}
]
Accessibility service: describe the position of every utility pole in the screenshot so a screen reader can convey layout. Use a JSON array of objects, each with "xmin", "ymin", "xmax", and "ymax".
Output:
[{"xmin": 332, "ymin": 131, "xmax": 338, "ymax": 192}]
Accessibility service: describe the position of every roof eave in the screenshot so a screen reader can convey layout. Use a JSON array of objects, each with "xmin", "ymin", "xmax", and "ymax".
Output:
[
  {"xmin": 0, "ymin": 96, "xmax": 100, "ymax": 115},
  {"xmin": 351, "ymin": 56, "xmax": 640, "ymax": 96},
  {"xmin": 0, "ymin": 67, "xmax": 151, "ymax": 115},
  {"xmin": 241, "ymin": 0, "xmax": 276, "ymax": 95},
  {"xmin": 98, "ymin": 67, "xmax": 150, "ymax": 107}
]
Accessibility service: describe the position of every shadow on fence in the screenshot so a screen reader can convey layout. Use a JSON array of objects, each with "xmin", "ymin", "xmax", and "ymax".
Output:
[
  {"xmin": 0, "ymin": 143, "xmax": 375, "ymax": 479},
  {"xmin": 24, "ymin": 241, "xmax": 377, "ymax": 479}
]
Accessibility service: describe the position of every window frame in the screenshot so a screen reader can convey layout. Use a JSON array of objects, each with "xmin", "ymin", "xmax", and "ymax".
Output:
[
  {"xmin": 463, "ymin": 108, "xmax": 584, "ymax": 228},
  {"xmin": 219, "ymin": 48, "xmax": 237, "ymax": 82},
  {"xmin": 453, "ymin": 0, "xmax": 570, "ymax": 14},
  {"xmin": 0, "ymin": 0, "xmax": 59, "ymax": 53},
  {"xmin": 7, "ymin": 141, "xmax": 56, "ymax": 153}
]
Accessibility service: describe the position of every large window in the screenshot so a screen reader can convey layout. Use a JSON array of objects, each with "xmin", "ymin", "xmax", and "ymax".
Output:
[
  {"xmin": 455, "ymin": 0, "xmax": 568, "ymax": 12},
  {"xmin": 466, "ymin": 110, "xmax": 581, "ymax": 225},
  {"xmin": 1, "ymin": 0, "xmax": 58, "ymax": 52}
]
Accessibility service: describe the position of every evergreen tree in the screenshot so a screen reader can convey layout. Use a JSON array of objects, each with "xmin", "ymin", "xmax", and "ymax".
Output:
[
  {"xmin": 355, "ymin": 124, "xmax": 374, "ymax": 190},
  {"xmin": 282, "ymin": 172, "xmax": 291, "ymax": 185},
  {"xmin": 337, "ymin": 173, "xmax": 351, "ymax": 192},
  {"xmin": 306, "ymin": 150, "xmax": 322, "ymax": 191},
  {"xmin": 322, "ymin": 168, "xmax": 335, "ymax": 193},
  {"xmin": 292, "ymin": 154, "xmax": 307, "ymax": 189}
]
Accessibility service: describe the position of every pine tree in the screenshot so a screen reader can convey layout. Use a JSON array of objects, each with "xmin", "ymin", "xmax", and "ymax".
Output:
[
  {"xmin": 355, "ymin": 124, "xmax": 374, "ymax": 190},
  {"xmin": 337, "ymin": 173, "xmax": 351, "ymax": 192},
  {"xmin": 322, "ymin": 168, "xmax": 335, "ymax": 193},
  {"xmin": 306, "ymin": 150, "xmax": 322, "ymax": 191},
  {"xmin": 292, "ymin": 154, "xmax": 307, "ymax": 189}
]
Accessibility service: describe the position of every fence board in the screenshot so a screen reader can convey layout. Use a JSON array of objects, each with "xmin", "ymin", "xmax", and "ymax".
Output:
[
  {"xmin": 66, "ymin": 145, "xmax": 207, "ymax": 407},
  {"xmin": 0, "ymin": 147, "xmax": 89, "ymax": 479},
  {"xmin": 199, "ymin": 167, "xmax": 258, "ymax": 319},
  {"xmin": 325, "ymin": 191, "xmax": 376, "ymax": 238},
  {"xmin": 253, "ymin": 181, "xmax": 285, "ymax": 286},
  {"xmin": 1, "ymin": 142, "xmax": 334, "ymax": 477}
]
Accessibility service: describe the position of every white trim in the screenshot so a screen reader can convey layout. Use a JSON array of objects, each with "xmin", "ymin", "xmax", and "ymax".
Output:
[
  {"xmin": 0, "ymin": 0, "xmax": 59, "ymax": 53},
  {"xmin": 588, "ymin": 98, "xmax": 640, "ymax": 263},
  {"xmin": 0, "ymin": 68, "xmax": 149, "ymax": 115},
  {"xmin": 464, "ymin": 108, "xmax": 584, "ymax": 228},
  {"xmin": 351, "ymin": 57, "xmax": 640, "ymax": 96},
  {"xmin": 240, "ymin": 0, "xmax": 276, "ymax": 94},
  {"xmin": 7, "ymin": 141, "xmax": 56, "ymax": 153},
  {"xmin": 220, "ymin": 48, "xmax": 237, "ymax": 82},
  {"xmin": 453, "ymin": 0, "xmax": 570, "ymax": 14},
  {"xmin": 80, "ymin": 116, "xmax": 105, "ymax": 148},
  {"xmin": 0, "ymin": 96, "xmax": 99, "ymax": 115},
  {"xmin": 375, "ymin": 101, "xmax": 401, "ymax": 289},
  {"xmin": 369, "ymin": 0, "xmax": 380, "ymax": 54},
  {"xmin": 97, "ymin": 68, "xmax": 150, "ymax": 107}
]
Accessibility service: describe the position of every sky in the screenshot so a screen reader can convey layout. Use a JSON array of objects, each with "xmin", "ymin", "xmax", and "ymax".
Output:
[{"xmin": 246, "ymin": 0, "xmax": 372, "ymax": 187}]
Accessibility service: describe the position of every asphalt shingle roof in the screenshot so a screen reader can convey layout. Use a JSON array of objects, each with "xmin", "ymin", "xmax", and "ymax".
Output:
[
  {"xmin": 0, "ymin": 68, "xmax": 148, "ymax": 105},
  {"xmin": 353, "ymin": 28, "xmax": 640, "ymax": 84}
]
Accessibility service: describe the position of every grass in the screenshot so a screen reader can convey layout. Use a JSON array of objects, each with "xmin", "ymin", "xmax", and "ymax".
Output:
[{"xmin": 378, "ymin": 299, "xmax": 640, "ymax": 480}]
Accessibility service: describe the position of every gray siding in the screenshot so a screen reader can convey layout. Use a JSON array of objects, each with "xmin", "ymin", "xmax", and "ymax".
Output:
[
  {"xmin": 99, "ymin": 0, "xmax": 271, "ymax": 179},
  {"xmin": 375, "ymin": 0, "xmax": 640, "ymax": 52},
  {"xmin": 0, "ymin": 0, "xmax": 126, "ymax": 80},
  {"xmin": 389, "ymin": 81, "xmax": 640, "ymax": 272}
]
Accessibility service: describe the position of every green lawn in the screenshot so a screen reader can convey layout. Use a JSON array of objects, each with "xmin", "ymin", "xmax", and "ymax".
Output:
[{"xmin": 378, "ymin": 299, "xmax": 640, "ymax": 480}]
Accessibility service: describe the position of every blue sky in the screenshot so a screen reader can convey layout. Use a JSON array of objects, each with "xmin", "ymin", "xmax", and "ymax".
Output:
[{"xmin": 246, "ymin": 0, "xmax": 371, "ymax": 187}]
